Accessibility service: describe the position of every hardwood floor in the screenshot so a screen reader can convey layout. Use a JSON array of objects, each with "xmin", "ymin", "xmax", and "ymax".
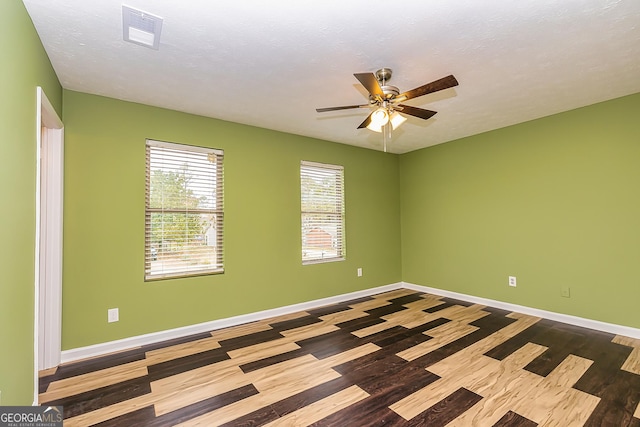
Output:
[{"xmin": 39, "ymin": 289, "xmax": 640, "ymax": 426}]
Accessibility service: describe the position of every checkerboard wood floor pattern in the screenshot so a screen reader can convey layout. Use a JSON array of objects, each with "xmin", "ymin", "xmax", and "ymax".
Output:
[{"xmin": 39, "ymin": 289, "xmax": 640, "ymax": 426}]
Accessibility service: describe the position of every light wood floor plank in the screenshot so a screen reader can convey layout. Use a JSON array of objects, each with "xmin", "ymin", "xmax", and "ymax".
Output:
[
  {"xmin": 39, "ymin": 366, "xmax": 58, "ymax": 378},
  {"xmin": 318, "ymin": 308, "xmax": 369, "ymax": 324},
  {"xmin": 540, "ymin": 387, "xmax": 600, "ymax": 427},
  {"xmin": 145, "ymin": 336, "xmax": 221, "ymax": 365},
  {"xmin": 371, "ymin": 289, "xmax": 417, "ymax": 300},
  {"xmin": 396, "ymin": 321, "xmax": 479, "ymax": 361},
  {"xmin": 279, "ymin": 322, "xmax": 339, "ymax": 340},
  {"xmin": 402, "ymin": 296, "xmax": 447, "ymax": 313},
  {"xmin": 319, "ymin": 343, "xmax": 381, "ymax": 368},
  {"xmin": 209, "ymin": 321, "xmax": 273, "ymax": 341},
  {"xmin": 226, "ymin": 339, "xmax": 300, "ymax": 362},
  {"xmin": 347, "ymin": 298, "xmax": 392, "ymax": 312},
  {"xmin": 613, "ymin": 335, "xmax": 640, "ymax": 375},
  {"xmin": 511, "ymin": 355, "xmax": 598, "ymax": 425}
]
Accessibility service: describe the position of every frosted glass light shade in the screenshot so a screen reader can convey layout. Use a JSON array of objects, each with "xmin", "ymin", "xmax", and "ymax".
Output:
[{"xmin": 367, "ymin": 110, "xmax": 406, "ymax": 133}]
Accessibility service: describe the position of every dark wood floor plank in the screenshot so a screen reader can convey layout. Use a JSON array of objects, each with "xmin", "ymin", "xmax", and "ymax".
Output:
[
  {"xmin": 580, "ymin": 369, "xmax": 640, "ymax": 426},
  {"xmin": 522, "ymin": 326, "xmax": 586, "ymax": 377},
  {"xmin": 365, "ymin": 303, "xmax": 408, "ymax": 318},
  {"xmin": 407, "ymin": 387, "xmax": 483, "ymax": 427},
  {"xmin": 239, "ymin": 347, "xmax": 309, "ymax": 373},
  {"xmin": 217, "ymin": 405, "xmax": 280, "ymax": 427},
  {"xmin": 335, "ymin": 314, "xmax": 385, "ymax": 332},
  {"xmin": 366, "ymin": 320, "xmax": 447, "ymax": 350},
  {"xmin": 140, "ymin": 331, "xmax": 213, "ymax": 352},
  {"xmin": 440, "ymin": 297, "xmax": 475, "ymax": 307},
  {"xmin": 297, "ymin": 329, "xmax": 364, "ymax": 359},
  {"xmin": 492, "ymin": 410, "xmax": 538, "ymax": 427},
  {"xmin": 41, "ymin": 376, "xmax": 151, "ymax": 418},
  {"xmin": 387, "ymin": 292, "xmax": 426, "ymax": 306},
  {"xmin": 470, "ymin": 310, "xmax": 516, "ymax": 331},
  {"xmin": 306, "ymin": 302, "xmax": 354, "ymax": 317},
  {"xmin": 269, "ymin": 314, "xmax": 322, "ymax": 331},
  {"xmin": 312, "ymin": 403, "xmax": 407, "ymax": 427},
  {"xmin": 217, "ymin": 328, "xmax": 285, "ymax": 351},
  {"xmin": 270, "ymin": 375, "xmax": 354, "ymax": 417},
  {"xmin": 334, "ymin": 351, "xmax": 440, "ymax": 399},
  {"xmin": 146, "ymin": 347, "xmax": 230, "ymax": 382}
]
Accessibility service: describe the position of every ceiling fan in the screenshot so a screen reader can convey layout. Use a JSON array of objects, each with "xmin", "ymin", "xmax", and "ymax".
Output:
[{"xmin": 316, "ymin": 68, "xmax": 459, "ymax": 151}]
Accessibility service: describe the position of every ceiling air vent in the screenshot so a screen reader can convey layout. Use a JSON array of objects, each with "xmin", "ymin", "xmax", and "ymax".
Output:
[{"xmin": 122, "ymin": 5, "xmax": 163, "ymax": 50}]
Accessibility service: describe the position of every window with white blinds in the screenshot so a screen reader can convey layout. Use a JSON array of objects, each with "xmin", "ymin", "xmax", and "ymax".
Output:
[
  {"xmin": 145, "ymin": 140, "xmax": 224, "ymax": 280},
  {"xmin": 300, "ymin": 161, "xmax": 345, "ymax": 264}
]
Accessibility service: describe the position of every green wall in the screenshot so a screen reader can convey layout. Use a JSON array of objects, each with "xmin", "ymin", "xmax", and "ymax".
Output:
[
  {"xmin": 61, "ymin": 90, "xmax": 402, "ymax": 349},
  {"xmin": 400, "ymin": 92, "xmax": 640, "ymax": 329},
  {"xmin": 0, "ymin": 1, "xmax": 62, "ymax": 405}
]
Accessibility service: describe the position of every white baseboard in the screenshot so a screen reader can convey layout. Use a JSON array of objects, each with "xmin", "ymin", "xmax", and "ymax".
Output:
[
  {"xmin": 61, "ymin": 280, "xmax": 640, "ymax": 364},
  {"xmin": 60, "ymin": 282, "xmax": 403, "ymax": 364},
  {"xmin": 402, "ymin": 282, "xmax": 640, "ymax": 339}
]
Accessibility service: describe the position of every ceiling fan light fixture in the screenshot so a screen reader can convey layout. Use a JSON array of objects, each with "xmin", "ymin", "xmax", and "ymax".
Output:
[
  {"xmin": 367, "ymin": 122, "xmax": 383, "ymax": 133},
  {"xmin": 390, "ymin": 111, "xmax": 407, "ymax": 130},
  {"xmin": 367, "ymin": 110, "xmax": 406, "ymax": 133},
  {"xmin": 370, "ymin": 107, "xmax": 389, "ymax": 127}
]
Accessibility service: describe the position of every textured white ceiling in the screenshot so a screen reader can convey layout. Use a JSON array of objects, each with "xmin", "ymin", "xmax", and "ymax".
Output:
[{"xmin": 22, "ymin": 0, "xmax": 640, "ymax": 153}]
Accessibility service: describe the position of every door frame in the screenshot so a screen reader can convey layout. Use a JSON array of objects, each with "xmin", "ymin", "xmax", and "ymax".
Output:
[{"xmin": 34, "ymin": 87, "xmax": 64, "ymax": 404}]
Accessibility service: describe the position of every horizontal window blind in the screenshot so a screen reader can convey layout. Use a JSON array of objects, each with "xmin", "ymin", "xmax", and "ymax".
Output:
[
  {"xmin": 145, "ymin": 140, "xmax": 224, "ymax": 280},
  {"xmin": 301, "ymin": 161, "xmax": 345, "ymax": 264}
]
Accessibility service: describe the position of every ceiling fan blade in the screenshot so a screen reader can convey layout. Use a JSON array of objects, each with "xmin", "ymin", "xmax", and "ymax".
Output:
[
  {"xmin": 397, "ymin": 75, "xmax": 459, "ymax": 102},
  {"xmin": 357, "ymin": 112, "xmax": 374, "ymax": 129},
  {"xmin": 316, "ymin": 104, "xmax": 368, "ymax": 112},
  {"xmin": 354, "ymin": 73, "xmax": 384, "ymax": 97},
  {"xmin": 397, "ymin": 104, "xmax": 438, "ymax": 120}
]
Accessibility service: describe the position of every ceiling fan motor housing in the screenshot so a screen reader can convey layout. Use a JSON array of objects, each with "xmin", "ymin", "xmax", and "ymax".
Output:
[{"xmin": 369, "ymin": 85, "xmax": 400, "ymax": 104}]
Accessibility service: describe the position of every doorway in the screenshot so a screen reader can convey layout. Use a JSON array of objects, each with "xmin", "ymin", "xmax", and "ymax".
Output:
[{"xmin": 34, "ymin": 87, "xmax": 64, "ymax": 404}]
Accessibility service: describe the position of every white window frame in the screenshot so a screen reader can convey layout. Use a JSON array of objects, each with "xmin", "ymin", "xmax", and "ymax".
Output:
[
  {"xmin": 145, "ymin": 139, "xmax": 224, "ymax": 280},
  {"xmin": 300, "ymin": 160, "xmax": 345, "ymax": 264}
]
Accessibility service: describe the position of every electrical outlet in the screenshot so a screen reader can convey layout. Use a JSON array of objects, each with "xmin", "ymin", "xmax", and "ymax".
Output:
[
  {"xmin": 108, "ymin": 308, "xmax": 119, "ymax": 323},
  {"xmin": 357, "ymin": 267, "xmax": 363, "ymax": 277},
  {"xmin": 508, "ymin": 276, "xmax": 517, "ymax": 287},
  {"xmin": 561, "ymin": 286, "xmax": 571, "ymax": 298}
]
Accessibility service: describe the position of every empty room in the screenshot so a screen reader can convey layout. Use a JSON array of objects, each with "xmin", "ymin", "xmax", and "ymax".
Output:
[{"xmin": 2, "ymin": 0, "xmax": 640, "ymax": 426}]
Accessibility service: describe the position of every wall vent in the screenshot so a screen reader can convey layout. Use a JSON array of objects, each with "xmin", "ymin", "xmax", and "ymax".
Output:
[{"xmin": 122, "ymin": 5, "xmax": 163, "ymax": 50}]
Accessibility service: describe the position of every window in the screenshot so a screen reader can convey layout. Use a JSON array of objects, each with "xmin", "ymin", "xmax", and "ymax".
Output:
[
  {"xmin": 300, "ymin": 161, "xmax": 345, "ymax": 264},
  {"xmin": 145, "ymin": 140, "xmax": 224, "ymax": 280}
]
